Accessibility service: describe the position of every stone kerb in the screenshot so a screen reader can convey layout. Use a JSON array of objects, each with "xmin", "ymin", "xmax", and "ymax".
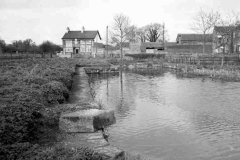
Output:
[{"xmin": 59, "ymin": 109, "xmax": 116, "ymax": 133}]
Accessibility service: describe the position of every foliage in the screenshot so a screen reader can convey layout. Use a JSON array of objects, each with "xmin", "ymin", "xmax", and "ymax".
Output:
[
  {"xmin": 0, "ymin": 143, "xmax": 105, "ymax": 160},
  {"xmin": 0, "ymin": 58, "xmax": 79, "ymax": 159},
  {"xmin": 39, "ymin": 41, "xmax": 55, "ymax": 53},
  {"xmin": 41, "ymin": 81, "xmax": 69, "ymax": 104},
  {"xmin": 0, "ymin": 38, "xmax": 6, "ymax": 53},
  {"xmin": 0, "ymin": 38, "xmax": 62, "ymax": 54}
]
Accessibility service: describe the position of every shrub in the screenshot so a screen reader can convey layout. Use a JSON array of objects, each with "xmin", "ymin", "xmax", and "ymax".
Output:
[
  {"xmin": 0, "ymin": 143, "xmax": 106, "ymax": 160},
  {"xmin": 41, "ymin": 81, "xmax": 69, "ymax": 104}
]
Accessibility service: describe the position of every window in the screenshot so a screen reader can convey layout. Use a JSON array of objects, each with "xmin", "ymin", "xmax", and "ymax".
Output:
[
  {"xmin": 66, "ymin": 48, "xmax": 73, "ymax": 52},
  {"xmin": 66, "ymin": 41, "xmax": 72, "ymax": 47},
  {"xmin": 86, "ymin": 45, "xmax": 92, "ymax": 52},
  {"xmin": 80, "ymin": 45, "xmax": 85, "ymax": 52},
  {"xmin": 86, "ymin": 40, "xmax": 92, "ymax": 44}
]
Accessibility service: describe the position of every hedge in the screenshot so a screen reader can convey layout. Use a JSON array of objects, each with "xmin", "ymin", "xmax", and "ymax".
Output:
[{"xmin": 125, "ymin": 53, "xmax": 166, "ymax": 59}]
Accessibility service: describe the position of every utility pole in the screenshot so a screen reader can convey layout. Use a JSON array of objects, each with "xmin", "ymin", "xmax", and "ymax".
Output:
[
  {"xmin": 106, "ymin": 26, "xmax": 108, "ymax": 58},
  {"xmin": 163, "ymin": 22, "xmax": 165, "ymax": 50}
]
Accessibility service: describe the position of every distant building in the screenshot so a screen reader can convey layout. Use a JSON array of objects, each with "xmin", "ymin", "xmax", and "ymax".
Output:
[
  {"xmin": 140, "ymin": 42, "xmax": 164, "ymax": 53},
  {"xmin": 212, "ymin": 25, "xmax": 240, "ymax": 53},
  {"xmin": 61, "ymin": 27, "xmax": 102, "ymax": 57},
  {"xmin": 176, "ymin": 34, "xmax": 212, "ymax": 45}
]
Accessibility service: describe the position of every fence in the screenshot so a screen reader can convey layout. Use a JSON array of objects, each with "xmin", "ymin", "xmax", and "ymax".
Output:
[
  {"xmin": 165, "ymin": 53, "xmax": 240, "ymax": 65},
  {"xmin": 0, "ymin": 53, "xmax": 56, "ymax": 60}
]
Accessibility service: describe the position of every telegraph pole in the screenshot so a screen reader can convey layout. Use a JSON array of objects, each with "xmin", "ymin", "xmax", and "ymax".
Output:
[
  {"xmin": 163, "ymin": 22, "xmax": 165, "ymax": 50},
  {"xmin": 106, "ymin": 26, "xmax": 108, "ymax": 58}
]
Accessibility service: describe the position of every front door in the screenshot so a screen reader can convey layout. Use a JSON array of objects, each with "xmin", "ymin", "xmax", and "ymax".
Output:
[{"xmin": 76, "ymin": 48, "xmax": 79, "ymax": 54}]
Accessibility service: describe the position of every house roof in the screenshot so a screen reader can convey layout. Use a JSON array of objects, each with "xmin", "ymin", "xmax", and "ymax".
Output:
[
  {"xmin": 93, "ymin": 42, "xmax": 104, "ymax": 48},
  {"xmin": 62, "ymin": 30, "xmax": 101, "ymax": 40},
  {"xmin": 177, "ymin": 34, "xmax": 212, "ymax": 42}
]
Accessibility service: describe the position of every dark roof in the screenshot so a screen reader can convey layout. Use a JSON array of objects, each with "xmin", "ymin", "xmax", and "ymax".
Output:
[
  {"xmin": 177, "ymin": 34, "xmax": 212, "ymax": 42},
  {"xmin": 214, "ymin": 25, "xmax": 240, "ymax": 33},
  {"xmin": 214, "ymin": 26, "xmax": 235, "ymax": 33},
  {"xmin": 93, "ymin": 42, "xmax": 104, "ymax": 48},
  {"xmin": 62, "ymin": 30, "xmax": 101, "ymax": 40}
]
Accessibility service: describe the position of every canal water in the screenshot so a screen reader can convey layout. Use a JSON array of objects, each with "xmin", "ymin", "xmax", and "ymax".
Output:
[{"xmin": 90, "ymin": 69, "xmax": 240, "ymax": 160}]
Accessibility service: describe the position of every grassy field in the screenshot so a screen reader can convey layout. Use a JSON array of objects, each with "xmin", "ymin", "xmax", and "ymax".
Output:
[{"xmin": 0, "ymin": 58, "xmax": 110, "ymax": 159}]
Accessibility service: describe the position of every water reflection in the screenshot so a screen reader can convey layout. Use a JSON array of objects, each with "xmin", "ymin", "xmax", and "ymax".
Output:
[{"xmin": 92, "ymin": 69, "xmax": 240, "ymax": 160}]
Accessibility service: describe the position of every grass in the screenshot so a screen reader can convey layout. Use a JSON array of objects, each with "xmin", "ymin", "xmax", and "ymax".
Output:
[
  {"xmin": 0, "ymin": 58, "xmax": 90, "ymax": 159},
  {"xmin": 176, "ymin": 63, "xmax": 240, "ymax": 81}
]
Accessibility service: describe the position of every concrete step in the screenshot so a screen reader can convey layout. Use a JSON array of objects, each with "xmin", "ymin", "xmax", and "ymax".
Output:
[{"xmin": 60, "ymin": 131, "xmax": 124, "ymax": 160}]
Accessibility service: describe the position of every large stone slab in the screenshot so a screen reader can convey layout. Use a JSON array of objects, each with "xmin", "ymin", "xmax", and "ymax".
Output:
[
  {"xmin": 59, "ymin": 109, "xmax": 116, "ymax": 133},
  {"xmin": 93, "ymin": 145, "xmax": 124, "ymax": 160}
]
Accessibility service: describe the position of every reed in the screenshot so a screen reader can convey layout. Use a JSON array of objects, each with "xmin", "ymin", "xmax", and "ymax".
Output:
[{"xmin": 183, "ymin": 67, "xmax": 240, "ymax": 81}]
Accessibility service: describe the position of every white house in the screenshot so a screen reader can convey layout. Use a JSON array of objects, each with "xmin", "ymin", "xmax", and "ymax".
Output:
[{"xmin": 61, "ymin": 27, "xmax": 102, "ymax": 57}]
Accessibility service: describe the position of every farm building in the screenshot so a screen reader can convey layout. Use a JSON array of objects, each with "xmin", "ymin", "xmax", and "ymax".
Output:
[
  {"xmin": 176, "ymin": 34, "xmax": 212, "ymax": 45},
  {"xmin": 140, "ymin": 42, "xmax": 164, "ymax": 53},
  {"xmin": 61, "ymin": 27, "xmax": 102, "ymax": 57},
  {"xmin": 212, "ymin": 25, "xmax": 240, "ymax": 53}
]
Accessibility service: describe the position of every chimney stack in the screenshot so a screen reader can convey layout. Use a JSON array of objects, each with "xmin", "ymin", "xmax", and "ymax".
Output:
[
  {"xmin": 82, "ymin": 26, "xmax": 85, "ymax": 33},
  {"xmin": 67, "ymin": 27, "xmax": 70, "ymax": 32}
]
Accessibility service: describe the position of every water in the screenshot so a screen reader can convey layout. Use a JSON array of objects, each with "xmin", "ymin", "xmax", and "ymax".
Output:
[{"xmin": 90, "ymin": 69, "xmax": 240, "ymax": 160}]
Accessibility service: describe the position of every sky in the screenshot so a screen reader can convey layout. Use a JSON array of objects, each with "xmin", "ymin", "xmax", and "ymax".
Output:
[{"xmin": 0, "ymin": 0, "xmax": 240, "ymax": 45}]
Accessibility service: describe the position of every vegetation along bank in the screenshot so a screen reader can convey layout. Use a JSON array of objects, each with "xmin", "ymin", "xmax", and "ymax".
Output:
[{"xmin": 0, "ymin": 58, "xmax": 108, "ymax": 159}]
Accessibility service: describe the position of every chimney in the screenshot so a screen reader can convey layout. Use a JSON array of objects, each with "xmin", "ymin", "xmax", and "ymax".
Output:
[
  {"xmin": 82, "ymin": 26, "xmax": 85, "ymax": 33},
  {"xmin": 67, "ymin": 27, "xmax": 70, "ymax": 33}
]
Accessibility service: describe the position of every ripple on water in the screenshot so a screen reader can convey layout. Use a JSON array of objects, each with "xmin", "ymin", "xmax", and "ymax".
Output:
[{"xmin": 93, "ymin": 71, "xmax": 240, "ymax": 160}]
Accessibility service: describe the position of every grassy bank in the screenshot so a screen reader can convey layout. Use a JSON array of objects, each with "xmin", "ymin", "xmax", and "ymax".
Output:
[
  {"xmin": 175, "ymin": 64, "xmax": 240, "ymax": 81},
  {"xmin": 0, "ymin": 58, "xmax": 108, "ymax": 159}
]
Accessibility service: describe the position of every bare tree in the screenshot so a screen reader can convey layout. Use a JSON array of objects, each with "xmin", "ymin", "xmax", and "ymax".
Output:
[
  {"xmin": 110, "ymin": 13, "xmax": 131, "ymax": 59},
  {"xmin": 145, "ymin": 23, "xmax": 163, "ymax": 42},
  {"xmin": 126, "ymin": 25, "xmax": 138, "ymax": 43},
  {"xmin": 191, "ymin": 8, "xmax": 220, "ymax": 53},
  {"xmin": 136, "ymin": 27, "xmax": 147, "ymax": 42}
]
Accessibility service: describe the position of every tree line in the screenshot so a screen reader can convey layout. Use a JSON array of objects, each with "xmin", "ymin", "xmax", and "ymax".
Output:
[
  {"xmin": 0, "ymin": 38, "xmax": 62, "ymax": 56},
  {"xmin": 110, "ymin": 13, "xmax": 169, "ymax": 59}
]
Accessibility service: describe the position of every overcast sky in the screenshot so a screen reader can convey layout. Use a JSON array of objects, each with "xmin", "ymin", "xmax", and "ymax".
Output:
[{"xmin": 0, "ymin": 0, "xmax": 240, "ymax": 45}]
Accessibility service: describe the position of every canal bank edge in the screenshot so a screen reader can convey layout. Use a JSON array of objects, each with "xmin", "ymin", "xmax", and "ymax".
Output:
[{"xmin": 59, "ymin": 67, "xmax": 124, "ymax": 160}]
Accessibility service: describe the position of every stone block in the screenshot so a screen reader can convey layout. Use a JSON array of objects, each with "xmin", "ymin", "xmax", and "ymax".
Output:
[
  {"xmin": 93, "ymin": 145, "xmax": 124, "ymax": 160},
  {"xmin": 59, "ymin": 109, "xmax": 116, "ymax": 133}
]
